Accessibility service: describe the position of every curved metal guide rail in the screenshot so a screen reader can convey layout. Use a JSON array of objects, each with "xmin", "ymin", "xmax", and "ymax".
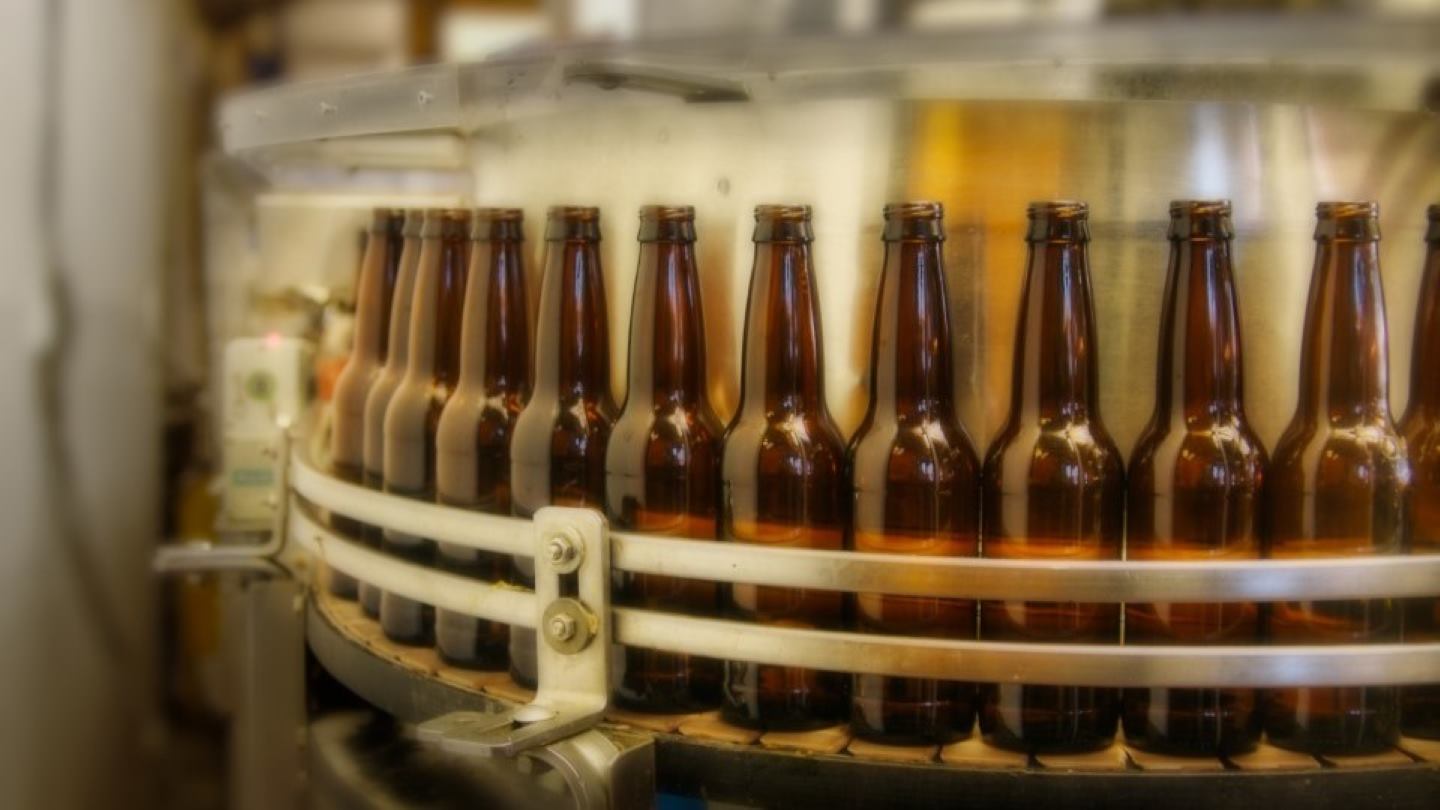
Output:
[{"xmin": 288, "ymin": 444, "xmax": 1440, "ymax": 689}]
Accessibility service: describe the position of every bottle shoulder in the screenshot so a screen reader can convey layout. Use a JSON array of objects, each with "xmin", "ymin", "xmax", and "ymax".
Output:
[
  {"xmin": 1128, "ymin": 418, "xmax": 1267, "ymax": 479},
  {"xmin": 721, "ymin": 410, "xmax": 847, "ymax": 472},
  {"xmin": 848, "ymin": 415, "xmax": 980, "ymax": 484}
]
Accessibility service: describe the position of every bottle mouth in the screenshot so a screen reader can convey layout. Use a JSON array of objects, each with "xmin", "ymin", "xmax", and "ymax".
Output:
[
  {"xmin": 372, "ymin": 207, "xmax": 405, "ymax": 234},
  {"xmin": 546, "ymin": 205, "xmax": 602, "ymax": 241},
  {"xmin": 1168, "ymin": 199, "xmax": 1233, "ymax": 239},
  {"xmin": 882, "ymin": 201, "xmax": 944, "ymax": 242},
  {"xmin": 1027, "ymin": 200, "xmax": 1088, "ymax": 219},
  {"xmin": 472, "ymin": 208, "xmax": 524, "ymax": 241},
  {"xmin": 753, "ymin": 204, "xmax": 813, "ymax": 242},
  {"xmin": 638, "ymin": 205, "xmax": 696, "ymax": 242},
  {"xmin": 1025, "ymin": 200, "xmax": 1089, "ymax": 242},
  {"xmin": 402, "ymin": 209, "xmax": 425, "ymax": 237},
  {"xmin": 1427, "ymin": 203, "xmax": 1440, "ymax": 243},
  {"xmin": 438, "ymin": 208, "xmax": 472, "ymax": 238},
  {"xmin": 754, "ymin": 204, "xmax": 811, "ymax": 221},
  {"xmin": 1315, "ymin": 201, "xmax": 1379, "ymax": 241}
]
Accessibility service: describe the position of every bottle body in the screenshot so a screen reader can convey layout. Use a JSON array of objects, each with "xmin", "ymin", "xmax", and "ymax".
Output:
[
  {"xmin": 849, "ymin": 203, "xmax": 980, "ymax": 744},
  {"xmin": 329, "ymin": 209, "xmax": 404, "ymax": 597},
  {"xmin": 509, "ymin": 207, "xmax": 616, "ymax": 688},
  {"xmin": 1122, "ymin": 201, "xmax": 1265, "ymax": 756},
  {"xmin": 721, "ymin": 205, "xmax": 849, "ymax": 731},
  {"xmin": 606, "ymin": 207, "xmax": 723, "ymax": 713},
  {"xmin": 359, "ymin": 211, "xmax": 425, "ymax": 618},
  {"xmin": 434, "ymin": 210, "xmax": 531, "ymax": 670},
  {"xmin": 381, "ymin": 210, "xmax": 471, "ymax": 645},
  {"xmin": 1265, "ymin": 202, "xmax": 1409, "ymax": 754},
  {"xmin": 1400, "ymin": 205, "xmax": 1440, "ymax": 739},
  {"xmin": 979, "ymin": 202, "xmax": 1124, "ymax": 754}
]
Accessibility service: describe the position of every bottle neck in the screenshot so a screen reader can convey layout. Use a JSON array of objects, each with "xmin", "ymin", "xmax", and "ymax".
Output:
[
  {"xmin": 459, "ymin": 239, "xmax": 531, "ymax": 397},
  {"xmin": 740, "ymin": 241, "xmax": 826, "ymax": 415},
  {"xmin": 866, "ymin": 240, "xmax": 954, "ymax": 421},
  {"xmin": 1152, "ymin": 235, "xmax": 1245, "ymax": 425},
  {"xmin": 1010, "ymin": 239, "xmax": 1101, "ymax": 422},
  {"xmin": 1408, "ymin": 239, "xmax": 1440, "ymax": 416},
  {"xmin": 383, "ymin": 234, "xmax": 421, "ymax": 375},
  {"xmin": 626, "ymin": 241, "xmax": 708, "ymax": 406},
  {"xmin": 407, "ymin": 228, "xmax": 469, "ymax": 387},
  {"xmin": 353, "ymin": 228, "xmax": 393, "ymax": 365},
  {"xmin": 536, "ymin": 239, "xmax": 610, "ymax": 400},
  {"xmin": 1297, "ymin": 238, "xmax": 1391, "ymax": 421}
]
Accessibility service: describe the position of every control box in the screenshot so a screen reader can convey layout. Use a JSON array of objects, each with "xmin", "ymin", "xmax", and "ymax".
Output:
[{"xmin": 221, "ymin": 334, "xmax": 314, "ymax": 527}]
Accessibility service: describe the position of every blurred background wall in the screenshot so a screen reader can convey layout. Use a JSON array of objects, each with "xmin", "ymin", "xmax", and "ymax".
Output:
[{"xmin": 0, "ymin": 0, "xmax": 186, "ymax": 806}]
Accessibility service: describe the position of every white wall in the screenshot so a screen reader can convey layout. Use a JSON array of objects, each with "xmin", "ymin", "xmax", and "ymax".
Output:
[{"xmin": 0, "ymin": 0, "xmax": 175, "ymax": 806}]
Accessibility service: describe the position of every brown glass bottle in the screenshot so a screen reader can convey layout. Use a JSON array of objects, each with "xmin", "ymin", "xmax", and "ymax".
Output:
[
  {"xmin": 509, "ymin": 206, "xmax": 616, "ymax": 688},
  {"xmin": 329, "ymin": 208, "xmax": 404, "ymax": 598},
  {"xmin": 359, "ymin": 210, "xmax": 425, "ymax": 618},
  {"xmin": 848, "ymin": 202, "xmax": 979, "ymax": 744},
  {"xmin": 433, "ymin": 209, "xmax": 531, "ymax": 669},
  {"xmin": 1265, "ymin": 201, "xmax": 1410, "ymax": 754},
  {"xmin": 979, "ymin": 201, "xmax": 1124, "ymax": 754},
  {"xmin": 721, "ymin": 205, "xmax": 849, "ymax": 731},
  {"xmin": 606, "ymin": 206, "xmax": 723, "ymax": 713},
  {"xmin": 1123, "ymin": 201, "xmax": 1266, "ymax": 756},
  {"xmin": 1400, "ymin": 205, "xmax": 1440, "ymax": 740},
  {"xmin": 380, "ymin": 209, "xmax": 471, "ymax": 645}
]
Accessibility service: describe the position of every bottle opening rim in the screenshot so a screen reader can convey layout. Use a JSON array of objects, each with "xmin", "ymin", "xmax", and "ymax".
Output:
[
  {"xmin": 639, "ymin": 205, "xmax": 696, "ymax": 221},
  {"xmin": 754, "ymin": 204, "xmax": 812, "ymax": 221},
  {"xmin": 547, "ymin": 205, "xmax": 601, "ymax": 222},
  {"xmin": 883, "ymin": 201, "xmax": 944, "ymax": 220},
  {"xmin": 1316, "ymin": 201, "xmax": 1379, "ymax": 219},
  {"xmin": 1169, "ymin": 199, "xmax": 1232, "ymax": 217},
  {"xmin": 1027, "ymin": 200, "xmax": 1088, "ymax": 219},
  {"xmin": 474, "ymin": 207, "xmax": 524, "ymax": 222}
]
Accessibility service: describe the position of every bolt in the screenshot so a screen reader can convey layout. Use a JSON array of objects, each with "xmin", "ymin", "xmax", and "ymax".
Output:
[
  {"xmin": 545, "ymin": 533, "xmax": 577, "ymax": 568},
  {"xmin": 547, "ymin": 613, "xmax": 577, "ymax": 643}
]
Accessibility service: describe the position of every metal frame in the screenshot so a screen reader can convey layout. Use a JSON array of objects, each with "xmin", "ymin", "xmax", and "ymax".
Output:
[{"xmin": 219, "ymin": 15, "xmax": 1440, "ymax": 155}]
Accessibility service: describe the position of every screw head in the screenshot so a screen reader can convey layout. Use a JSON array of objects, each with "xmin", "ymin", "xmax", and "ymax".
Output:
[
  {"xmin": 547, "ymin": 613, "xmax": 577, "ymax": 643},
  {"xmin": 543, "ymin": 529, "xmax": 582, "ymax": 572}
]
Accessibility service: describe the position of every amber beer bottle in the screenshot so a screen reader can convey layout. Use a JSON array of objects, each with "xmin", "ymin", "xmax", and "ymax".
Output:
[
  {"xmin": 1266, "ymin": 201, "xmax": 1410, "ymax": 754},
  {"xmin": 329, "ymin": 209, "xmax": 404, "ymax": 598},
  {"xmin": 848, "ymin": 202, "xmax": 979, "ymax": 744},
  {"xmin": 433, "ymin": 209, "xmax": 531, "ymax": 669},
  {"xmin": 980, "ymin": 201, "xmax": 1124, "ymax": 753},
  {"xmin": 721, "ymin": 205, "xmax": 849, "ymax": 731},
  {"xmin": 509, "ymin": 206, "xmax": 616, "ymax": 688},
  {"xmin": 1123, "ymin": 201, "xmax": 1266, "ymax": 755},
  {"xmin": 1400, "ymin": 205, "xmax": 1440, "ymax": 740},
  {"xmin": 380, "ymin": 209, "xmax": 471, "ymax": 645},
  {"xmin": 606, "ymin": 206, "xmax": 723, "ymax": 713},
  {"xmin": 359, "ymin": 210, "xmax": 425, "ymax": 617}
]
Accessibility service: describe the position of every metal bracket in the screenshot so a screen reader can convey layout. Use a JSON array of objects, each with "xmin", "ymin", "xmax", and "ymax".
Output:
[
  {"xmin": 153, "ymin": 419, "xmax": 294, "ymax": 579},
  {"xmin": 418, "ymin": 506, "xmax": 612, "ymax": 757}
]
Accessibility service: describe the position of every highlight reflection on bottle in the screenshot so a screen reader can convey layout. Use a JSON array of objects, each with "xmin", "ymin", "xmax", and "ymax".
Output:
[
  {"xmin": 508, "ymin": 206, "xmax": 616, "ymax": 689},
  {"xmin": 979, "ymin": 201, "xmax": 1124, "ymax": 754},
  {"xmin": 1123, "ymin": 201, "xmax": 1265, "ymax": 756},
  {"xmin": 606, "ymin": 205, "xmax": 723, "ymax": 713},
  {"xmin": 721, "ymin": 204, "xmax": 849, "ymax": 731},
  {"xmin": 1401, "ymin": 204, "xmax": 1440, "ymax": 740},
  {"xmin": 433, "ymin": 208, "xmax": 531, "ymax": 670},
  {"xmin": 849, "ymin": 202, "xmax": 979, "ymax": 745},
  {"xmin": 1265, "ymin": 201, "xmax": 1409, "ymax": 755}
]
